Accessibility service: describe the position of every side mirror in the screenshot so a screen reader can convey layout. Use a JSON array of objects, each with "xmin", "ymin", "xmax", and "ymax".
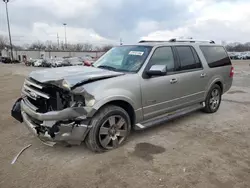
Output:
[{"xmin": 146, "ymin": 65, "xmax": 167, "ymax": 77}]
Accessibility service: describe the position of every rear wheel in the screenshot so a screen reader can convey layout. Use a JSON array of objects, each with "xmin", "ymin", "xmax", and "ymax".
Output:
[
  {"xmin": 202, "ymin": 84, "xmax": 222, "ymax": 113},
  {"xmin": 85, "ymin": 105, "xmax": 131, "ymax": 152}
]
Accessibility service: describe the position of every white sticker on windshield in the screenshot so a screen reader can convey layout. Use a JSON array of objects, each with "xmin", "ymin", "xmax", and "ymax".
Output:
[{"xmin": 129, "ymin": 51, "xmax": 144, "ymax": 56}]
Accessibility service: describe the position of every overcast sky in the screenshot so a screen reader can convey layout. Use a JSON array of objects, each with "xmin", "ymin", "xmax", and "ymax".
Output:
[{"xmin": 0, "ymin": 0, "xmax": 250, "ymax": 45}]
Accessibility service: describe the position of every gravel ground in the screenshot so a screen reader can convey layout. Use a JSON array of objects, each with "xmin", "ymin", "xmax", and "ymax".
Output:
[{"xmin": 0, "ymin": 61, "xmax": 250, "ymax": 188}]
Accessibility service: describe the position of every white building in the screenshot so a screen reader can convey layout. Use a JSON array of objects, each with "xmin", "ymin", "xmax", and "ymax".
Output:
[{"xmin": 1, "ymin": 49, "xmax": 105, "ymax": 61}]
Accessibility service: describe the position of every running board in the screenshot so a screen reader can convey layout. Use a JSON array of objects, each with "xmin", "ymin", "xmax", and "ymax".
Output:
[{"xmin": 134, "ymin": 102, "xmax": 205, "ymax": 130}]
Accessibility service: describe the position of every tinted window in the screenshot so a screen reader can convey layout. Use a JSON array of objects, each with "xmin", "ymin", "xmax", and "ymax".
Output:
[
  {"xmin": 200, "ymin": 46, "xmax": 231, "ymax": 68},
  {"xmin": 191, "ymin": 47, "xmax": 201, "ymax": 66},
  {"xmin": 176, "ymin": 46, "xmax": 202, "ymax": 70},
  {"xmin": 149, "ymin": 47, "xmax": 175, "ymax": 71}
]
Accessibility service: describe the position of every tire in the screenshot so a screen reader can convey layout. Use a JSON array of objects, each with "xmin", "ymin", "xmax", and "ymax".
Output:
[
  {"xmin": 202, "ymin": 84, "xmax": 222, "ymax": 113},
  {"xmin": 85, "ymin": 105, "xmax": 131, "ymax": 152}
]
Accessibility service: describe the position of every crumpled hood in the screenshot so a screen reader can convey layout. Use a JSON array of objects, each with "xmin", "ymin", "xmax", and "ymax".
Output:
[{"xmin": 29, "ymin": 66, "xmax": 124, "ymax": 88}]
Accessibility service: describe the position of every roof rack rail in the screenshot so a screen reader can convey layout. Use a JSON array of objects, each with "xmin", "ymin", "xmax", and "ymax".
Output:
[
  {"xmin": 138, "ymin": 39, "xmax": 215, "ymax": 44},
  {"xmin": 138, "ymin": 40, "xmax": 168, "ymax": 43},
  {"xmin": 169, "ymin": 38, "xmax": 215, "ymax": 44}
]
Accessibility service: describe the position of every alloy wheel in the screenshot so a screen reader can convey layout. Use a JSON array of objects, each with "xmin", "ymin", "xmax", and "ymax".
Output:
[
  {"xmin": 209, "ymin": 88, "xmax": 220, "ymax": 110},
  {"xmin": 98, "ymin": 115, "xmax": 128, "ymax": 149}
]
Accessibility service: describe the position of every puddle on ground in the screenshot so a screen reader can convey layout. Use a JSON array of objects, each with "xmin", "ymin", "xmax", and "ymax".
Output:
[
  {"xmin": 228, "ymin": 90, "xmax": 247, "ymax": 94},
  {"xmin": 131, "ymin": 142, "xmax": 165, "ymax": 161}
]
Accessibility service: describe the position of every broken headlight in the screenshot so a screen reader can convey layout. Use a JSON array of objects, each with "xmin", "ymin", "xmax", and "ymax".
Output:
[
  {"xmin": 62, "ymin": 80, "xmax": 71, "ymax": 90},
  {"xmin": 72, "ymin": 92, "xmax": 95, "ymax": 107},
  {"xmin": 83, "ymin": 92, "xmax": 95, "ymax": 107},
  {"xmin": 72, "ymin": 95, "xmax": 85, "ymax": 107}
]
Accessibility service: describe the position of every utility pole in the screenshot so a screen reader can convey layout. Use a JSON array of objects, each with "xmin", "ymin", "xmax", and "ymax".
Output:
[
  {"xmin": 63, "ymin": 23, "xmax": 67, "ymax": 49},
  {"xmin": 57, "ymin": 33, "xmax": 60, "ymax": 50},
  {"xmin": 120, "ymin": 38, "xmax": 123, "ymax": 45},
  {"xmin": 3, "ymin": 0, "xmax": 14, "ymax": 60}
]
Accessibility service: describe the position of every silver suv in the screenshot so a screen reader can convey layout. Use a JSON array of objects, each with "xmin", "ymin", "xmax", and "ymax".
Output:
[{"xmin": 11, "ymin": 39, "xmax": 233, "ymax": 152}]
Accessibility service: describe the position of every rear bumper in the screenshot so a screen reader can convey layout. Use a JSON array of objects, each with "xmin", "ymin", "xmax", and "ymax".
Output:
[{"xmin": 12, "ymin": 98, "xmax": 92, "ymax": 146}]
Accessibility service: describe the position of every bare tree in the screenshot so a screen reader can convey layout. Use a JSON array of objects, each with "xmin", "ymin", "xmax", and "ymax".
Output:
[
  {"xmin": 66, "ymin": 43, "xmax": 75, "ymax": 51},
  {"xmin": 11, "ymin": 40, "xmax": 112, "ymax": 52},
  {"xmin": 60, "ymin": 41, "xmax": 65, "ymax": 50},
  {"xmin": 94, "ymin": 46, "xmax": 102, "ymax": 51},
  {"xmin": 75, "ymin": 43, "xmax": 84, "ymax": 51},
  {"xmin": 29, "ymin": 41, "xmax": 46, "ymax": 50},
  {"xmin": 101, "ymin": 44, "xmax": 113, "ymax": 52},
  {"xmin": 45, "ymin": 40, "xmax": 59, "ymax": 50},
  {"xmin": 83, "ymin": 43, "xmax": 93, "ymax": 51},
  {"xmin": 0, "ymin": 35, "xmax": 8, "ymax": 50},
  {"xmin": 22, "ymin": 43, "xmax": 30, "ymax": 50}
]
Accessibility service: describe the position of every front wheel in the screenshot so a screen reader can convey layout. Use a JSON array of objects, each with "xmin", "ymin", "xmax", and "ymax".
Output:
[
  {"xmin": 202, "ymin": 84, "xmax": 222, "ymax": 113},
  {"xmin": 85, "ymin": 105, "xmax": 131, "ymax": 152}
]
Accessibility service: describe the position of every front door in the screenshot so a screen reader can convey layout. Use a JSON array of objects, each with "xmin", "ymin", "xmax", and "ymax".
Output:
[{"xmin": 140, "ymin": 46, "xmax": 181, "ymax": 120}]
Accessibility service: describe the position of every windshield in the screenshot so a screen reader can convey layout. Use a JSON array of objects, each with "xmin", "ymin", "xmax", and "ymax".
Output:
[{"xmin": 93, "ymin": 45, "xmax": 152, "ymax": 72}]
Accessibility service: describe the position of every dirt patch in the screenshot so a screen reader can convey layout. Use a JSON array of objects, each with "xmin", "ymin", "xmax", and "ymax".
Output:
[{"xmin": 131, "ymin": 142, "xmax": 165, "ymax": 161}]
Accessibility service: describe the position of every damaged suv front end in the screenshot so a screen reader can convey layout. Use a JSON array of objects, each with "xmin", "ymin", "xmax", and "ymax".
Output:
[{"xmin": 11, "ymin": 66, "xmax": 124, "ymax": 146}]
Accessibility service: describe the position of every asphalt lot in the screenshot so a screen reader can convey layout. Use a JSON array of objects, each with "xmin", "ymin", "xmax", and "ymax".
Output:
[{"xmin": 0, "ymin": 61, "xmax": 250, "ymax": 188}]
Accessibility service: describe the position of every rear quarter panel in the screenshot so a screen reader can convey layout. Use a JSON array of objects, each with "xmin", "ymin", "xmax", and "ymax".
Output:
[{"xmin": 194, "ymin": 45, "xmax": 233, "ymax": 97}]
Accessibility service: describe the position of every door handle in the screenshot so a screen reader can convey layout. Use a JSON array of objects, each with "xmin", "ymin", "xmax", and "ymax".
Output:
[
  {"xmin": 170, "ymin": 78, "xmax": 178, "ymax": 84},
  {"xmin": 200, "ymin": 73, "xmax": 206, "ymax": 78}
]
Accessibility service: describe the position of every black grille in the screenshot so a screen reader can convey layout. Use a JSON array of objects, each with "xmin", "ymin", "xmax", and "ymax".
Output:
[{"xmin": 23, "ymin": 78, "xmax": 71, "ymax": 113}]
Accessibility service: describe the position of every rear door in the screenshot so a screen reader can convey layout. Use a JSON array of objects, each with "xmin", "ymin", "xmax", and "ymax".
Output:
[{"xmin": 172, "ymin": 46, "xmax": 208, "ymax": 106}]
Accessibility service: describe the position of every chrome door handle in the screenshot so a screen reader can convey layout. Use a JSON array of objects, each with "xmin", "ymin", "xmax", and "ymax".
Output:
[
  {"xmin": 200, "ymin": 73, "xmax": 206, "ymax": 78},
  {"xmin": 170, "ymin": 78, "xmax": 178, "ymax": 84}
]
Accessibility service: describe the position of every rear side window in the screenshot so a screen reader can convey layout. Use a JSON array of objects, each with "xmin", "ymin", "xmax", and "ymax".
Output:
[
  {"xmin": 176, "ymin": 46, "xmax": 202, "ymax": 71},
  {"xmin": 200, "ymin": 46, "xmax": 231, "ymax": 68}
]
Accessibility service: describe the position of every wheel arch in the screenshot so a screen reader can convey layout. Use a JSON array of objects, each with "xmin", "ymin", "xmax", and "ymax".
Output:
[
  {"xmin": 214, "ymin": 81, "xmax": 223, "ymax": 93},
  {"xmin": 206, "ymin": 78, "xmax": 224, "ymax": 97},
  {"xmin": 92, "ymin": 98, "xmax": 136, "ymax": 126}
]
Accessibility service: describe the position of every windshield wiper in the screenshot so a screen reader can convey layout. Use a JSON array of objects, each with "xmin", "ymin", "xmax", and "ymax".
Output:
[{"xmin": 97, "ymin": 65, "xmax": 118, "ymax": 71}]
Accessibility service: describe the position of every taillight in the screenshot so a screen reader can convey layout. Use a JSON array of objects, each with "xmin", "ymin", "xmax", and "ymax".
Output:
[{"xmin": 230, "ymin": 67, "xmax": 234, "ymax": 78}]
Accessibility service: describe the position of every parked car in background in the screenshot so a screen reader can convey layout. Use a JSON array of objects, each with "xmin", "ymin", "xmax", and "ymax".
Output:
[
  {"xmin": 33, "ymin": 59, "xmax": 44, "ymax": 67},
  {"xmin": 241, "ymin": 53, "xmax": 250, "ymax": 60},
  {"xmin": 67, "ymin": 57, "xmax": 83, "ymax": 66},
  {"xmin": 80, "ymin": 56, "xmax": 95, "ymax": 66},
  {"xmin": 228, "ymin": 52, "xmax": 250, "ymax": 60},
  {"xmin": 25, "ymin": 59, "xmax": 36, "ymax": 66},
  {"xmin": 41, "ymin": 59, "xmax": 52, "ymax": 67},
  {"xmin": 31, "ymin": 59, "xmax": 51, "ymax": 67},
  {"xmin": 0, "ymin": 57, "xmax": 11, "ymax": 63},
  {"xmin": 51, "ymin": 58, "xmax": 64, "ymax": 67},
  {"xmin": 61, "ymin": 57, "xmax": 73, "ymax": 66},
  {"xmin": 11, "ymin": 59, "xmax": 21, "ymax": 64}
]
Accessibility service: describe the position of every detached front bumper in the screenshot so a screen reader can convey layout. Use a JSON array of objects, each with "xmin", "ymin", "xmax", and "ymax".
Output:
[{"xmin": 12, "ymin": 98, "xmax": 93, "ymax": 146}]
